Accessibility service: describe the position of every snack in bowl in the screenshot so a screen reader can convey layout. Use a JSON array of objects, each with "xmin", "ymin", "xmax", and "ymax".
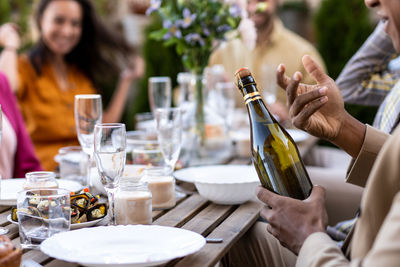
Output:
[
  {"xmin": 11, "ymin": 188, "xmax": 107, "ymax": 225},
  {"xmin": 0, "ymin": 235, "xmax": 22, "ymax": 267}
]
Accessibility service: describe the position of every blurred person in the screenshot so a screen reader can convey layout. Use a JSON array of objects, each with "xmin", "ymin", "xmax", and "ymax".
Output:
[
  {"xmin": 223, "ymin": 0, "xmax": 400, "ymax": 266},
  {"xmin": 0, "ymin": 72, "xmax": 42, "ymax": 178},
  {"xmin": 0, "ymin": 0, "xmax": 144, "ymax": 171},
  {"xmin": 209, "ymin": 0, "xmax": 325, "ymax": 121}
]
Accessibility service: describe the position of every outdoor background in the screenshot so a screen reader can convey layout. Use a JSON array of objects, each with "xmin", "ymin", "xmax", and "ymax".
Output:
[{"xmin": 0, "ymin": 0, "xmax": 378, "ymax": 131}]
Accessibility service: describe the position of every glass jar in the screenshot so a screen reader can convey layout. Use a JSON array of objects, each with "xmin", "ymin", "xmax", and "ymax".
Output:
[
  {"xmin": 23, "ymin": 171, "xmax": 58, "ymax": 190},
  {"xmin": 116, "ymin": 181, "xmax": 152, "ymax": 225},
  {"xmin": 142, "ymin": 167, "xmax": 176, "ymax": 210}
]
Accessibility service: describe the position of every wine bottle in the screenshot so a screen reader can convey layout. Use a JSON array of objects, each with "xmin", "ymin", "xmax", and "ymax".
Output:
[{"xmin": 235, "ymin": 68, "xmax": 312, "ymax": 200}]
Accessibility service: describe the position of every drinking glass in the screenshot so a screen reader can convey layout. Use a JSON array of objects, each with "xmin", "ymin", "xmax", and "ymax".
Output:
[
  {"xmin": 74, "ymin": 94, "xmax": 102, "ymax": 187},
  {"xmin": 94, "ymin": 123, "xmax": 126, "ymax": 225},
  {"xmin": 148, "ymin": 77, "xmax": 172, "ymax": 114},
  {"xmin": 17, "ymin": 188, "xmax": 71, "ymax": 249},
  {"xmin": 155, "ymin": 108, "xmax": 182, "ymax": 171},
  {"xmin": 0, "ymin": 105, "xmax": 7, "ymax": 235}
]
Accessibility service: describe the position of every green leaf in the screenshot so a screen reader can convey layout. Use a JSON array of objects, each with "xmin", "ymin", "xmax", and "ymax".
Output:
[{"xmin": 149, "ymin": 29, "xmax": 168, "ymax": 41}]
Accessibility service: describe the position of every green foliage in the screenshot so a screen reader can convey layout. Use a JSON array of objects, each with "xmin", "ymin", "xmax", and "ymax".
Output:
[
  {"xmin": 127, "ymin": 15, "xmax": 184, "ymax": 130},
  {"xmin": 314, "ymin": 0, "xmax": 373, "ymax": 79},
  {"xmin": 148, "ymin": 0, "xmax": 241, "ymax": 74},
  {"xmin": 314, "ymin": 0, "xmax": 378, "ymax": 126}
]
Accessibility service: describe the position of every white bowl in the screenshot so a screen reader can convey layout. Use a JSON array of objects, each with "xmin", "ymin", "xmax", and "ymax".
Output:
[{"xmin": 192, "ymin": 165, "xmax": 260, "ymax": 205}]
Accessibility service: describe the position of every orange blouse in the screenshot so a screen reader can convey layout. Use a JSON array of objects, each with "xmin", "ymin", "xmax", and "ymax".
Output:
[{"xmin": 17, "ymin": 55, "xmax": 97, "ymax": 171}]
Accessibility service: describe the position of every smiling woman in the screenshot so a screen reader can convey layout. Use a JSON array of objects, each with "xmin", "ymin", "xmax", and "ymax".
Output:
[{"xmin": 0, "ymin": 0, "xmax": 144, "ymax": 171}]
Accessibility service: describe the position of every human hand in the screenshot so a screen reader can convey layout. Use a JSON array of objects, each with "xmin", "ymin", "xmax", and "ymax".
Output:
[
  {"xmin": 0, "ymin": 23, "xmax": 20, "ymax": 50},
  {"xmin": 120, "ymin": 54, "xmax": 145, "ymax": 82},
  {"xmin": 277, "ymin": 55, "xmax": 346, "ymax": 141},
  {"xmin": 257, "ymin": 185, "xmax": 328, "ymax": 255}
]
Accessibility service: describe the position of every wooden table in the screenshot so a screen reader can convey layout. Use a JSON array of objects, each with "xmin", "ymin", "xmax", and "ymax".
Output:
[
  {"xmin": 0, "ymin": 158, "xmax": 263, "ymax": 267},
  {"xmin": 2, "ymin": 136, "xmax": 317, "ymax": 266}
]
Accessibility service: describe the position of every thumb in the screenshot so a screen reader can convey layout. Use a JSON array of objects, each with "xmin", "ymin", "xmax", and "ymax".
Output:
[
  {"xmin": 306, "ymin": 185, "xmax": 326, "ymax": 203},
  {"xmin": 302, "ymin": 55, "xmax": 329, "ymax": 84}
]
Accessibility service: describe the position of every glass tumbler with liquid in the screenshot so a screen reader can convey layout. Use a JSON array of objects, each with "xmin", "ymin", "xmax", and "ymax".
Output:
[
  {"xmin": 235, "ymin": 68, "xmax": 312, "ymax": 200},
  {"xmin": 116, "ymin": 181, "xmax": 152, "ymax": 225}
]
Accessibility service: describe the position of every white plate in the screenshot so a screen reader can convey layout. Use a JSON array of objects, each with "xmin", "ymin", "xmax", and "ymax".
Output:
[
  {"xmin": 0, "ymin": 179, "xmax": 83, "ymax": 206},
  {"xmin": 7, "ymin": 214, "xmax": 103, "ymax": 230},
  {"xmin": 286, "ymin": 129, "xmax": 309, "ymax": 143},
  {"xmin": 41, "ymin": 225, "xmax": 206, "ymax": 267},
  {"xmin": 174, "ymin": 165, "xmax": 258, "ymax": 184}
]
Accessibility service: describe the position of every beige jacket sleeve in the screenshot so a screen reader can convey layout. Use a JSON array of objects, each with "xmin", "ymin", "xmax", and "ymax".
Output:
[{"xmin": 346, "ymin": 125, "xmax": 389, "ymax": 187}]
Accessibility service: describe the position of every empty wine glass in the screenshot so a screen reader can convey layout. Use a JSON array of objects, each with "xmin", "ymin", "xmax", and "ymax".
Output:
[
  {"xmin": 155, "ymin": 108, "xmax": 182, "ymax": 171},
  {"xmin": 0, "ymin": 105, "xmax": 8, "ymax": 234},
  {"xmin": 74, "ymin": 94, "xmax": 102, "ymax": 187},
  {"xmin": 94, "ymin": 123, "xmax": 126, "ymax": 225},
  {"xmin": 148, "ymin": 77, "xmax": 172, "ymax": 115}
]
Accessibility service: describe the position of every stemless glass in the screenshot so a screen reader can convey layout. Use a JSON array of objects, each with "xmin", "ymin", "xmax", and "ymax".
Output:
[
  {"xmin": 155, "ymin": 108, "xmax": 182, "ymax": 171},
  {"xmin": 94, "ymin": 123, "xmax": 126, "ymax": 225},
  {"xmin": 0, "ymin": 105, "xmax": 8, "ymax": 235},
  {"xmin": 148, "ymin": 77, "xmax": 172, "ymax": 114},
  {"xmin": 74, "ymin": 94, "xmax": 102, "ymax": 187}
]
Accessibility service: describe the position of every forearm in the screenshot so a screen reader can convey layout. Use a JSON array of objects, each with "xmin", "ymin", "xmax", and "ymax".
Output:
[
  {"xmin": 102, "ymin": 77, "xmax": 131, "ymax": 123},
  {"xmin": 332, "ymin": 113, "xmax": 366, "ymax": 158},
  {"xmin": 0, "ymin": 48, "xmax": 19, "ymax": 92},
  {"xmin": 337, "ymin": 22, "xmax": 399, "ymax": 106}
]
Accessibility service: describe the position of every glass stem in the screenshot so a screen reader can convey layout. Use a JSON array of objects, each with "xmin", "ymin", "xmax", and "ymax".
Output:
[
  {"xmin": 106, "ymin": 188, "xmax": 117, "ymax": 225},
  {"xmin": 86, "ymin": 153, "xmax": 92, "ymax": 190}
]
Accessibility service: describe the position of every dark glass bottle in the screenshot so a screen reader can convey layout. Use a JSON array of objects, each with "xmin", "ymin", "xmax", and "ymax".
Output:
[{"xmin": 235, "ymin": 68, "xmax": 312, "ymax": 200}]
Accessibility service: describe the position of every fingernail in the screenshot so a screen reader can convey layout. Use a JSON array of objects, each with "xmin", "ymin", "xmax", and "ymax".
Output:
[
  {"xmin": 320, "ymin": 96, "xmax": 328, "ymax": 103},
  {"xmin": 294, "ymin": 72, "xmax": 301, "ymax": 81},
  {"xmin": 319, "ymin": 87, "xmax": 327, "ymax": 94},
  {"xmin": 277, "ymin": 64, "xmax": 283, "ymax": 72}
]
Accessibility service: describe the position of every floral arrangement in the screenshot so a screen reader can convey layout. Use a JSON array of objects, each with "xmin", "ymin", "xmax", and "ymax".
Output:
[{"xmin": 147, "ymin": 0, "xmax": 254, "ymax": 75}]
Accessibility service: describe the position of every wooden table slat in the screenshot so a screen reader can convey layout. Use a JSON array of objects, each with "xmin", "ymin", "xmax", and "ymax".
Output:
[
  {"xmin": 175, "ymin": 201, "xmax": 263, "ymax": 267},
  {"xmin": 153, "ymin": 194, "xmax": 208, "ymax": 227},
  {"xmin": 181, "ymin": 204, "xmax": 235, "ymax": 236}
]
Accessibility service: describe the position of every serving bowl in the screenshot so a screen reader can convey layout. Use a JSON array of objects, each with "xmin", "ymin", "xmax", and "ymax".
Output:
[{"xmin": 191, "ymin": 165, "xmax": 260, "ymax": 205}]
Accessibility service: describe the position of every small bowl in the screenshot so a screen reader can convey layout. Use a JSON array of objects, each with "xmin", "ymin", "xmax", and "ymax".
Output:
[{"xmin": 192, "ymin": 165, "xmax": 260, "ymax": 205}]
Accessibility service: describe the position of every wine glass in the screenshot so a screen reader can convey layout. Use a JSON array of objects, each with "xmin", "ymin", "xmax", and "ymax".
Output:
[
  {"xmin": 148, "ymin": 77, "xmax": 172, "ymax": 115},
  {"xmin": 74, "ymin": 94, "xmax": 102, "ymax": 187},
  {"xmin": 155, "ymin": 108, "xmax": 182, "ymax": 171},
  {"xmin": 0, "ymin": 105, "xmax": 8, "ymax": 234},
  {"xmin": 94, "ymin": 123, "xmax": 126, "ymax": 225}
]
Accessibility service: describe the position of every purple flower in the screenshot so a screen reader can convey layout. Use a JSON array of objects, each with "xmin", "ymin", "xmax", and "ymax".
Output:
[
  {"xmin": 201, "ymin": 23, "xmax": 210, "ymax": 36},
  {"xmin": 180, "ymin": 8, "xmax": 197, "ymax": 28},
  {"xmin": 163, "ymin": 20, "xmax": 182, "ymax": 40},
  {"xmin": 146, "ymin": 0, "xmax": 162, "ymax": 16},
  {"xmin": 185, "ymin": 33, "xmax": 205, "ymax": 46},
  {"xmin": 229, "ymin": 3, "xmax": 242, "ymax": 18},
  {"xmin": 217, "ymin": 24, "xmax": 231, "ymax": 33}
]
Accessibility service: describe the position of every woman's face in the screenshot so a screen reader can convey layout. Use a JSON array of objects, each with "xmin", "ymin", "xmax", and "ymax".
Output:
[{"xmin": 40, "ymin": 0, "xmax": 83, "ymax": 56}]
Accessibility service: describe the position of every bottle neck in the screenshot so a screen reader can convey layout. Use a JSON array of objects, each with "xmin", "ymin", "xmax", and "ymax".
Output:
[{"xmin": 238, "ymin": 76, "xmax": 275, "ymax": 123}]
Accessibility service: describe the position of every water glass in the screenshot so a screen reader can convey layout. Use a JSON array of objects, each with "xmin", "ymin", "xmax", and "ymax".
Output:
[
  {"xmin": 155, "ymin": 108, "xmax": 182, "ymax": 170},
  {"xmin": 94, "ymin": 123, "xmax": 126, "ymax": 225},
  {"xmin": 74, "ymin": 94, "xmax": 102, "ymax": 155},
  {"xmin": 17, "ymin": 188, "xmax": 71, "ymax": 249},
  {"xmin": 148, "ymin": 77, "xmax": 171, "ymax": 114},
  {"xmin": 58, "ymin": 146, "xmax": 89, "ymax": 186}
]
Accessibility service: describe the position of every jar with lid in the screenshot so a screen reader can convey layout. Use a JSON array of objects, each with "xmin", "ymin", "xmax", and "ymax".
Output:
[
  {"xmin": 23, "ymin": 171, "xmax": 58, "ymax": 190},
  {"xmin": 142, "ymin": 166, "xmax": 176, "ymax": 210},
  {"xmin": 116, "ymin": 181, "xmax": 152, "ymax": 225}
]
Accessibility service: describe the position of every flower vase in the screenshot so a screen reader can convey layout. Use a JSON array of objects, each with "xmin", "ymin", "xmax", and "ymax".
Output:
[{"xmin": 188, "ymin": 73, "xmax": 232, "ymax": 165}]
